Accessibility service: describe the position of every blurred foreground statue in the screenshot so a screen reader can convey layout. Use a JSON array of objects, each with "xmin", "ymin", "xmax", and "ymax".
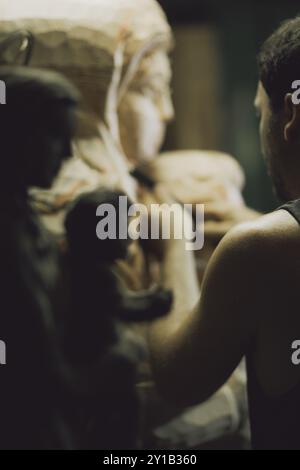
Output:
[
  {"xmin": 0, "ymin": 66, "xmax": 79, "ymax": 448},
  {"xmin": 0, "ymin": 0, "xmax": 256, "ymax": 449},
  {"xmin": 0, "ymin": 67, "xmax": 144, "ymax": 449}
]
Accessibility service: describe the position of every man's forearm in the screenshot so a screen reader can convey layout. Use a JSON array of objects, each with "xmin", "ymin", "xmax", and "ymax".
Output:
[
  {"xmin": 149, "ymin": 237, "xmax": 200, "ymax": 341},
  {"xmin": 147, "ymin": 236, "xmax": 200, "ymax": 406}
]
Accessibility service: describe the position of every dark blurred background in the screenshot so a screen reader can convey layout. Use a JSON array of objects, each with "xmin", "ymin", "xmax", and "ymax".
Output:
[{"xmin": 158, "ymin": 0, "xmax": 300, "ymax": 212}]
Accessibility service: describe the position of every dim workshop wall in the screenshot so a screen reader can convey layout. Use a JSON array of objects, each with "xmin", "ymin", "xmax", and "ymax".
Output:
[{"xmin": 166, "ymin": 25, "xmax": 222, "ymax": 151}]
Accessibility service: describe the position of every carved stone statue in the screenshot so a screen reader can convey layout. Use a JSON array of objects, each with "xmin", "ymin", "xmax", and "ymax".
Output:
[
  {"xmin": 0, "ymin": 0, "xmax": 254, "ymax": 448},
  {"xmin": 0, "ymin": 66, "xmax": 79, "ymax": 449},
  {"xmin": 0, "ymin": 0, "xmax": 256, "ymax": 241},
  {"xmin": 0, "ymin": 65, "xmax": 146, "ymax": 450}
]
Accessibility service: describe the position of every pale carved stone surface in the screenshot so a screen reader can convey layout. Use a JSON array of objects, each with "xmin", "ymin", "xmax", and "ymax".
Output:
[
  {"xmin": 0, "ymin": 0, "xmax": 172, "ymax": 66},
  {"xmin": 0, "ymin": 0, "xmax": 252, "ymax": 449}
]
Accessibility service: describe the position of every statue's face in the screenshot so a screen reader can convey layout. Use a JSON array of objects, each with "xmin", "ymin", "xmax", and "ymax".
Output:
[
  {"xmin": 119, "ymin": 51, "xmax": 174, "ymax": 164},
  {"xmin": 30, "ymin": 104, "xmax": 77, "ymax": 188}
]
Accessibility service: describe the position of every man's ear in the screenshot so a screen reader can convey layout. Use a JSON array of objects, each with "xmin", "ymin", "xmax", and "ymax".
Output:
[{"xmin": 284, "ymin": 93, "xmax": 300, "ymax": 142}]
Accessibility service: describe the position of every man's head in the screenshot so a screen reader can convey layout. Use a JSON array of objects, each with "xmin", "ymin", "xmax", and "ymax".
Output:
[
  {"xmin": 0, "ymin": 66, "xmax": 79, "ymax": 190},
  {"xmin": 256, "ymin": 17, "xmax": 300, "ymax": 201}
]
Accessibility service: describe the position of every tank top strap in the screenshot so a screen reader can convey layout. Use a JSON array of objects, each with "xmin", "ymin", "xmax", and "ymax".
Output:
[{"xmin": 278, "ymin": 199, "xmax": 300, "ymax": 225}]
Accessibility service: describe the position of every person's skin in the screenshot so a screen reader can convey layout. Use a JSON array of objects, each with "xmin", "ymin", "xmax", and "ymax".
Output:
[{"xmin": 148, "ymin": 80, "xmax": 300, "ymax": 407}]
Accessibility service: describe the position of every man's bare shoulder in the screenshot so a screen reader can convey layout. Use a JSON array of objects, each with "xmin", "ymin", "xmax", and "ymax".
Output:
[
  {"xmin": 227, "ymin": 208, "xmax": 299, "ymax": 246},
  {"xmin": 213, "ymin": 208, "xmax": 300, "ymax": 280}
]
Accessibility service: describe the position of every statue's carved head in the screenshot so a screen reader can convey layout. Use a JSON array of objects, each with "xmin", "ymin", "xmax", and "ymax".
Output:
[
  {"xmin": 0, "ymin": 0, "xmax": 174, "ymax": 163},
  {"xmin": 0, "ymin": 66, "xmax": 78, "ymax": 190}
]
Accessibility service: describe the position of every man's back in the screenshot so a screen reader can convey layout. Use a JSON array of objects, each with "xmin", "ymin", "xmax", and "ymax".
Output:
[
  {"xmin": 148, "ymin": 202, "xmax": 300, "ymax": 449},
  {"xmin": 246, "ymin": 202, "xmax": 300, "ymax": 448}
]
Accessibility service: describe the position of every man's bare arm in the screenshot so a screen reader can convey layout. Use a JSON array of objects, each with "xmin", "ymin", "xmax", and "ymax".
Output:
[{"xmin": 148, "ymin": 222, "xmax": 262, "ymax": 407}]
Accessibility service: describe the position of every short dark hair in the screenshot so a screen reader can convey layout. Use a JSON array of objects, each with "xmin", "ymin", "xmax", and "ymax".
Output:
[{"xmin": 258, "ymin": 16, "xmax": 300, "ymax": 111}]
